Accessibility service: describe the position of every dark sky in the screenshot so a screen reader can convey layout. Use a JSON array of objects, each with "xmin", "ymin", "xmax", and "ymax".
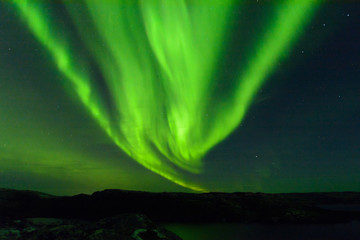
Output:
[{"xmin": 0, "ymin": 1, "xmax": 359, "ymax": 195}]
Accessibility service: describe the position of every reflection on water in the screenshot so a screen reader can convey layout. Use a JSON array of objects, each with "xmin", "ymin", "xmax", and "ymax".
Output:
[
  {"xmin": 317, "ymin": 204, "xmax": 360, "ymax": 212},
  {"xmin": 165, "ymin": 221, "xmax": 360, "ymax": 240}
]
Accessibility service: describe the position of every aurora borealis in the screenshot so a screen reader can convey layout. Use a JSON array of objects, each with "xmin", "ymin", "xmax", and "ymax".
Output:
[{"xmin": 1, "ymin": 1, "xmax": 359, "ymax": 195}]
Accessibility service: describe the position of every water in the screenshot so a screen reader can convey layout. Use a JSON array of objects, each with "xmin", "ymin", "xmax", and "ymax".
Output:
[
  {"xmin": 317, "ymin": 204, "xmax": 360, "ymax": 212},
  {"xmin": 165, "ymin": 221, "xmax": 360, "ymax": 240}
]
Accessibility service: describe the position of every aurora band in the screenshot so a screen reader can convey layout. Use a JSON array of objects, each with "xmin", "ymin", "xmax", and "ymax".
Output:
[{"xmin": 11, "ymin": 0, "xmax": 319, "ymax": 191}]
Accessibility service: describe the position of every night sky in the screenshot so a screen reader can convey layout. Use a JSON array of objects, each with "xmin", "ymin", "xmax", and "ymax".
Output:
[{"xmin": 0, "ymin": 1, "xmax": 359, "ymax": 195}]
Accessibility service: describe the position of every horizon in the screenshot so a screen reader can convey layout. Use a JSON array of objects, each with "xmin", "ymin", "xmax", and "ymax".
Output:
[{"xmin": 2, "ymin": 187, "xmax": 360, "ymax": 198}]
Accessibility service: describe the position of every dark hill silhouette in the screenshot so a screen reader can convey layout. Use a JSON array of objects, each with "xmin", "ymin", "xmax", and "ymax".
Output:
[{"xmin": 1, "ymin": 188, "xmax": 360, "ymax": 223}]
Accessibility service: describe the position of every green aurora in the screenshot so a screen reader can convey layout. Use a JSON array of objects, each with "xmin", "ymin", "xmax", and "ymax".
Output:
[{"xmin": 7, "ymin": 0, "xmax": 320, "ymax": 191}]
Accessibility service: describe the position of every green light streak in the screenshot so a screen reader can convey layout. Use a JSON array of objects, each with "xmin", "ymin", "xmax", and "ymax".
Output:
[
  {"xmin": 10, "ymin": 0, "xmax": 319, "ymax": 191},
  {"xmin": 202, "ymin": 1, "xmax": 320, "ymax": 153}
]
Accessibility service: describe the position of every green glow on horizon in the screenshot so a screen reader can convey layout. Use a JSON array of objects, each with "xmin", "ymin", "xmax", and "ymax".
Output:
[{"xmin": 11, "ymin": 0, "xmax": 319, "ymax": 191}]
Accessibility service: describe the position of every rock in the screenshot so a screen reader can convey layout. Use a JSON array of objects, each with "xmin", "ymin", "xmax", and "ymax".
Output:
[
  {"xmin": 23, "ymin": 224, "xmax": 87, "ymax": 240},
  {"xmin": 0, "ymin": 214, "xmax": 182, "ymax": 240},
  {"xmin": 0, "ymin": 228, "xmax": 21, "ymax": 240},
  {"xmin": 132, "ymin": 228, "xmax": 182, "ymax": 240}
]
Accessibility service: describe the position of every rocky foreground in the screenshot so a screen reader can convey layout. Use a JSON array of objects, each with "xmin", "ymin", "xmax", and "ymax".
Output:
[
  {"xmin": 1, "ymin": 189, "xmax": 360, "ymax": 239},
  {"xmin": 0, "ymin": 214, "xmax": 181, "ymax": 240}
]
